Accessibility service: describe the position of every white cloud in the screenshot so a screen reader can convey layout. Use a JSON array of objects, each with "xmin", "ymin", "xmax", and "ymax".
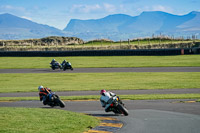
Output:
[
  {"xmin": 137, "ymin": 5, "xmax": 174, "ymax": 14},
  {"xmin": 152, "ymin": 5, "xmax": 173, "ymax": 13},
  {"xmin": 21, "ymin": 16, "xmax": 32, "ymax": 21},
  {"xmin": 70, "ymin": 4, "xmax": 101, "ymax": 13},
  {"xmin": 0, "ymin": 5, "xmax": 25, "ymax": 12},
  {"xmin": 103, "ymin": 3, "xmax": 116, "ymax": 13},
  {"xmin": 70, "ymin": 3, "xmax": 117, "ymax": 14}
]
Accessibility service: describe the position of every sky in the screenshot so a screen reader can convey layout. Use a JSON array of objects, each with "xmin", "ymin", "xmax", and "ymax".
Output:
[{"xmin": 0, "ymin": 0, "xmax": 199, "ymax": 30}]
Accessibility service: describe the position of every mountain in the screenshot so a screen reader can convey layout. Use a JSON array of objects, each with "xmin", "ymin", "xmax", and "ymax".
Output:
[
  {"xmin": 64, "ymin": 14, "xmax": 133, "ymax": 33},
  {"xmin": 64, "ymin": 11, "xmax": 200, "ymax": 41},
  {"xmin": 0, "ymin": 11, "xmax": 199, "ymax": 41},
  {"xmin": 0, "ymin": 13, "xmax": 66, "ymax": 40}
]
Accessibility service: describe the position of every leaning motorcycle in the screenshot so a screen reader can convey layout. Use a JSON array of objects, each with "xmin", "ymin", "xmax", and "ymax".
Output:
[
  {"xmin": 108, "ymin": 96, "xmax": 128, "ymax": 116},
  {"xmin": 50, "ymin": 62, "xmax": 62, "ymax": 70},
  {"xmin": 44, "ymin": 92, "xmax": 65, "ymax": 108},
  {"xmin": 62, "ymin": 62, "xmax": 73, "ymax": 71}
]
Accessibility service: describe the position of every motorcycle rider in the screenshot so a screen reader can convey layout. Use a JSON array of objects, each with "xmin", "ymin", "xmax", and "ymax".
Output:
[
  {"xmin": 61, "ymin": 60, "xmax": 67, "ymax": 67},
  {"xmin": 50, "ymin": 59, "xmax": 61, "ymax": 69},
  {"xmin": 38, "ymin": 85, "xmax": 52, "ymax": 105},
  {"xmin": 100, "ymin": 89, "xmax": 118, "ymax": 112},
  {"xmin": 50, "ymin": 59, "xmax": 57, "ymax": 65}
]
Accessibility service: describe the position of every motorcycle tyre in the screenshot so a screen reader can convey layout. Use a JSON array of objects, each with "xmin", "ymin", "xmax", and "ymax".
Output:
[
  {"xmin": 117, "ymin": 104, "xmax": 128, "ymax": 116},
  {"xmin": 56, "ymin": 99, "xmax": 65, "ymax": 108}
]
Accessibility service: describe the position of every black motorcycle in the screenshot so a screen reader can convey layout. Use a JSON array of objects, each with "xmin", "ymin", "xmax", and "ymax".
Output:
[
  {"xmin": 50, "ymin": 62, "xmax": 62, "ymax": 70},
  {"xmin": 44, "ymin": 92, "xmax": 65, "ymax": 108},
  {"xmin": 107, "ymin": 96, "xmax": 128, "ymax": 116},
  {"xmin": 62, "ymin": 62, "xmax": 73, "ymax": 71}
]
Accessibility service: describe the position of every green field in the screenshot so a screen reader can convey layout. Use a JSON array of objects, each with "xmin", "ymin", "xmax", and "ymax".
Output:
[
  {"xmin": 0, "ymin": 55, "xmax": 199, "ymax": 132},
  {"xmin": 0, "ymin": 72, "xmax": 199, "ymax": 93},
  {"xmin": 0, "ymin": 55, "xmax": 200, "ymax": 69},
  {"xmin": 85, "ymin": 39, "xmax": 194, "ymax": 46},
  {"xmin": 1, "ymin": 94, "xmax": 200, "ymax": 102},
  {"xmin": 0, "ymin": 107, "xmax": 99, "ymax": 133}
]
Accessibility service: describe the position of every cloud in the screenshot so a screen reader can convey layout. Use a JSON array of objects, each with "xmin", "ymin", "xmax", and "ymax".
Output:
[
  {"xmin": 70, "ymin": 4, "xmax": 101, "ymax": 13},
  {"xmin": 21, "ymin": 16, "xmax": 32, "ymax": 21},
  {"xmin": 70, "ymin": 3, "xmax": 117, "ymax": 14},
  {"xmin": 0, "ymin": 5, "xmax": 25, "ymax": 12},
  {"xmin": 137, "ymin": 5, "xmax": 173, "ymax": 14},
  {"xmin": 103, "ymin": 3, "xmax": 116, "ymax": 13}
]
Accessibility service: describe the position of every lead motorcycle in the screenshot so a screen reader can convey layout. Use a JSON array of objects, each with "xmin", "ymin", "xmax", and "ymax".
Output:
[
  {"xmin": 50, "ymin": 62, "xmax": 62, "ymax": 70},
  {"xmin": 108, "ymin": 96, "xmax": 128, "ymax": 116},
  {"xmin": 44, "ymin": 92, "xmax": 65, "ymax": 108},
  {"xmin": 62, "ymin": 62, "xmax": 73, "ymax": 71}
]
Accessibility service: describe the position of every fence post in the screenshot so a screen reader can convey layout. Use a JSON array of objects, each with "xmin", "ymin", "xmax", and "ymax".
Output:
[
  {"xmin": 159, "ymin": 38, "xmax": 161, "ymax": 45},
  {"xmin": 181, "ymin": 49, "xmax": 184, "ymax": 55},
  {"xmin": 148, "ymin": 38, "xmax": 150, "ymax": 45},
  {"xmin": 92, "ymin": 40, "xmax": 94, "ymax": 48},
  {"xmin": 120, "ymin": 40, "xmax": 121, "ymax": 49}
]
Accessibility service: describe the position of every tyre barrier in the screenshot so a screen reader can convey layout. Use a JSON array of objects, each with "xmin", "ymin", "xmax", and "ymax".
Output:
[{"xmin": 0, "ymin": 48, "xmax": 199, "ymax": 57}]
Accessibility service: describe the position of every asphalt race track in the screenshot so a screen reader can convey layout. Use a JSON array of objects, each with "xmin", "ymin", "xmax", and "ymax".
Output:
[
  {"xmin": 1, "ymin": 67, "xmax": 200, "ymax": 133},
  {"xmin": 0, "ymin": 67, "xmax": 200, "ymax": 73},
  {"xmin": 1, "ymin": 100, "xmax": 200, "ymax": 133}
]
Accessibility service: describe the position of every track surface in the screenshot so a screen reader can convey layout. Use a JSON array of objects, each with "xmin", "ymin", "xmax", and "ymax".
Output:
[
  {"xmin": 0, "ymin": 67, "xmax": 200, "ymax": 73},
  {"xmin": 1, "ymin": 67, "xmax": 200, "ymax": 133},
  {"xmin": 1, "ymin": 88, "xmax": 200, "ymax": 97},
  {"xmin": 1, "ymin": 100, "xmax": 200, "ymax": 133}
]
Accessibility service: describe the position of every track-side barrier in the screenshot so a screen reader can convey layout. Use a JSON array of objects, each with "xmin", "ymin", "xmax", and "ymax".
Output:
[{"xmin": 0, "ymin": 48, "xmax": 199, "ymax": 57}]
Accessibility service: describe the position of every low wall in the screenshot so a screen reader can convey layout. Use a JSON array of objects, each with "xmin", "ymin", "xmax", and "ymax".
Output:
[{"xmin": 0, "ymin": 48, "xmax": 199, "ymax": 57}]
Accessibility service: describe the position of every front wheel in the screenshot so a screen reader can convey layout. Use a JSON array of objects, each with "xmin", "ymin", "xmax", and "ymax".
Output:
[
  {"xmin": 56, "ymin": 99, "xmax": 65, "ymax": 108},
  {"xmin": 117, "ymin": 104, "xmax": 128, "ymax": 116}
]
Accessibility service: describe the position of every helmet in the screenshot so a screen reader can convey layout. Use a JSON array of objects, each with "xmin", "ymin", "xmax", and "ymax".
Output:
[
  {"xmin": 52, "ymin": 59, "xmax": 56, "ymax": 62},
  {"xmin": 38, "ymin": 85, "xmax": 44, "ymax": 91},
  {"xmin": 100, "ymin": 89, "xmax": 106, "ymax": 95}
]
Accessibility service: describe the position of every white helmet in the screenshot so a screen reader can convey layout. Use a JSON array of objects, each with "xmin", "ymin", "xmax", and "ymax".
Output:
[{"xmin": 38, "ymin": 85, "xmax": 44, "ymax": 91}]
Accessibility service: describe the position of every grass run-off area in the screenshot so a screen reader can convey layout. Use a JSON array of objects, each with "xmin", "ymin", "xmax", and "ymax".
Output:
[
  {"xmin": 0, "ymin": 94, "xmax": 200, "ymax": 102},
  {"xmin": 0, "ymin": 107, "xmax": 99, "ymax": 133},
  {"xmin": 0, "ymin": 55, "xmax": 200, "ymax": 69},
  {"xmin": 0, "ymin": 72, "xmax": 199, "ymax": 93}
]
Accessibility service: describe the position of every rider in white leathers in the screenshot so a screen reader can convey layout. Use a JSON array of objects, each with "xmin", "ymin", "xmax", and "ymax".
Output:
[{"xmin": 100, "ymin": 89, "xmax": 116, "ymax": 112}]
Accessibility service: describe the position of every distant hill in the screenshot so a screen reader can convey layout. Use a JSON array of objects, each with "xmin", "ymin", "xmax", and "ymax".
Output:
[
  {"xmin": 0, "ymin": 13, "xmax": 66, "ymax": 40},
  {"xmin": 64, "ymin": 11, "xmax": 200, "ymax": 41},
  {"xmin": 0, "ymin": 11, "xmax": 199, "ymax": 41}
]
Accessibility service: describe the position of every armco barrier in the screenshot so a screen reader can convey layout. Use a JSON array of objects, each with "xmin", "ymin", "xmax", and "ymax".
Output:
[{"xmin": 0, "ymin": 48, "xmax": 199, "ymax": 57}]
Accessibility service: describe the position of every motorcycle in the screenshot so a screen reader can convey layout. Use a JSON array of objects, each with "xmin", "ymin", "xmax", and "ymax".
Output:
[
  {"xmin": 44, "ymin": 92, "xmax": 65, "ymax": 108},
  {"xmin": 62, "ymin": 62, "xmax": 73, "ymax": 71},
  {"xmin": 107, "ymin": 96, "xmax": 128, "ymax": 116},
  {"xmin": 50, "ymin": 62, "xmax": 62, "ymax": 70}
]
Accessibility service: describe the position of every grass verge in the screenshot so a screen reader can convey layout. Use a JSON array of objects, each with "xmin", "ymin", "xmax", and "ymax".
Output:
[
  {"xmin": 1, "ymin": 94, "xmax": 200, "ymax": 102},
  {"xmin": 0, "ymin": 72, "xmax": 199, "ymax": 93},
  {"xmin": 0, "ymin": 55, "xmax": 199, "ymax": 69},
  {"xmin": 0, "ymin": 107, "xmax": 99, "ymax": 133}
]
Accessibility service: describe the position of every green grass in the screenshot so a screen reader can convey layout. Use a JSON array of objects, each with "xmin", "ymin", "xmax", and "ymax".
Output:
[
  {"xmin": 1, "ymin": 93, "xmax": 200, "ymax": 101},
  {"xmin": 0, "ymin": 72, "xmax": 199, "ymax": 93},
  {"xmin": 84, "ymin": 39, "xmax": 195, "ymax": 46},
  {"xmin": 0, "ymin": 107, "xmax": 99, "ymax": 133},
  {"xmin": 0, "ymin": 55, "xmax": 200, "ymax": 69}
]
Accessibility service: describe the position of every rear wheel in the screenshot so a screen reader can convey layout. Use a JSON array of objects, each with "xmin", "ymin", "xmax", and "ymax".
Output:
[{"xmin": 117, "ymin": 104, "xmax": 128, "ymax": 116}]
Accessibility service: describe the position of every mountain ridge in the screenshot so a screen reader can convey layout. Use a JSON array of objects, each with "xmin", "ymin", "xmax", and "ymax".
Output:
[{"xmin": 0, "ymin": 11, "xmax": 199, "ymax": 41}]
